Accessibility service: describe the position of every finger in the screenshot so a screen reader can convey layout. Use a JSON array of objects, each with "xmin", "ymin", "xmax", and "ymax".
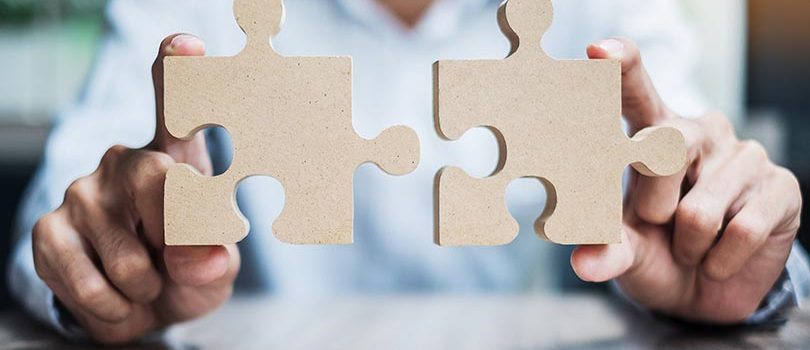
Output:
[
  {"xmin": 631, "ymin": 118, "xmax": 705, "ymax": 224},
  {"xmin": 149, "ymin": 33, "xmax": 211, "ymax": 173},
  {"xmin": 72, "ymin": 149, "xmax": 164, "ymax": 302},
  {"xmin": 120, "ymin": 149, "xmax": 231, "ymax": 288},
  {"xmin": 571, "ymin": 229, "xmax": 635, "ymax": 282},
  {"xmin": 703, "ymin": 167, "xmax": 799, "ymax": 280},
  {"xmin": 81, "ymin": 220, "xmax": 162, "ymax": 304},
  {"xmin": 587, "ymin": 38, "xmax": 675, "ymax": 131},
  {"xmin": 122, "ymin": 150, "xmax": 175, "ymax": 248},
  {"xmin": 36, "ymin": 211, "xmax": 133, "ymax": 322},
  {"xmin": 164, "ymin": 245, "xmax": 231, "ymax": 287},
  {"xmin": 50, "ymin": 286, "xmax": 160, "ymax": 345},
  {"xmin": 672, "ymin": 141, "xmax": 766, "ymax": 267},
  {"xmin": 154, "ymin": 244, "xmax": 239, "ymax": 324}
]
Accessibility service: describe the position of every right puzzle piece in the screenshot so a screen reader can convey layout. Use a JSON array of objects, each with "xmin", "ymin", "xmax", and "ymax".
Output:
[{"xmin": 433, "ymin": 0, "xmax": 687, "ymax": 246}]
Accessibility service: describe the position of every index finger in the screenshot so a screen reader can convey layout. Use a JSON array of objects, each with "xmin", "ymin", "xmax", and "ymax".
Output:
[
  {"xmin": 122, "ymin": 149, "xmax": 231, "ymax": 286},
  {"xmin": 587, "ymin": 38, "xmax": 675, "ymax": 131},
  {"xmin": 148, "ymin": 33, "xmax": 211, "ymax": 173}
]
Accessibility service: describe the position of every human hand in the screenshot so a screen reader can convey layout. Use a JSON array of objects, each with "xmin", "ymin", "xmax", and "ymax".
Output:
[
  {"xmin": 571, "ymin": 38, "xmax": 802, "ymax": 323},
  {"xmin": 31, "ymin": 34, "xmax": 240, "ymax": 344}
]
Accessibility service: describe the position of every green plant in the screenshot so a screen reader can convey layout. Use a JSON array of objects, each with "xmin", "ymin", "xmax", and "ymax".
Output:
[{"xmin": 0, "ymin": 0, "xmax": 105, "ymax": 23}]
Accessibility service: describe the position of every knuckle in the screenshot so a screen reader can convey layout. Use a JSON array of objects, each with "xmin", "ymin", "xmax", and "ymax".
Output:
[
  {"xmin": 703, "ymin": 260, "xmax": 733, "ymax": 281},
  {"xmin": 728, "ymin": 219, "xmax": 765, "ymax": 247},
  {"xmin": 132, "ymin": 152, "xmax": 173, "ymax": 182},
  {"xmin": 72, "ymin": 277, "xmax": 107, "ymax": 307},
  {"xmin": 32, "ymin": 213, "xmax": 57, "ymax": 248},
  {"xmin": 32, "ymin": 242, "xmax": 51, "ymax": 280},
  {"xmin": 32, "ymin": 213, "xmax": 63, "ymax": 262},
  {"xmin": 33, "ymin": 257, "xmax": 49, "ymax": 280},
  {"xmin": 108, "ymin": 250, "xmax": 150, "ymax": 285},
  {"xmin": 98, "ymin": 145, "xmax": 131, "ymax": 176},
  {"xmin": 100, "ymin": 145, "xmax": 128, "ymax": 165},
  {"xmin": 32, "ymin": 251, "xmax": 52, "ymax": 281},
  {"xmin": 738, "ymin": 140, "xmax": 769, "ymax": 164},
  {"xmin": 775, "ymin": 166, "xmax": 801, "ymax": 192},
  {"xmin": 32, "ymin": 213, "xmax": 71, "ymax": 281},
  {"xmin": 766, "ymin": 167, "xmax": 802, "ymax": 232},
  {"xmin": 704, "ymin": 112, "xmax": 734, "ymax": 135},
  {"xmin": 127, "ymin": 152, "xmax": 173, "ymax": 195},
  {"xmin": 670, "ymin": 119, "xmax": 708, "ymax": 159},
  {"xmin": 65, "ymin": 176, "xmax": 96, "ymax": 207},
  {"xmin": 676, "ymin": 201, "xmax": 720, "ymax": 236}
]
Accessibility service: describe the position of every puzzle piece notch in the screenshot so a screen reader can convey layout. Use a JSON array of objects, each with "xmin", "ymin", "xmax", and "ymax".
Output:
[
  {"xmin": 433, "ymin": 0, "xmax": 687, "ymax": 246},
  {"xmin": 163, "ymin": 0, "xmax": 419, "ymax": 246}
]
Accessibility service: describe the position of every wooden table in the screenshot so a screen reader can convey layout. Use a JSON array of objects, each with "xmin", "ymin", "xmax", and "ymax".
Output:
[{"xmin": 0, "ymin": 293, "xmax": 808, "ymax": 349}]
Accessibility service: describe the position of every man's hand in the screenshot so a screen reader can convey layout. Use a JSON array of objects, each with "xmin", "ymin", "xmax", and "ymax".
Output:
[
  {"xmin": 571, "ymin": 38, "xmax": 802, "ymax": 323},
  {"xmin": 31, "ymin": 34, "xmax": 240, "ymax": 344}
]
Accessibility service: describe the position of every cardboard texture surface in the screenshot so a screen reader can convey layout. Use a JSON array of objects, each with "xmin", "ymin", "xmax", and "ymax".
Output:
[
  {"xmin": 433, "ymin": 0, "xmax": 687, "ymax": 245},
  {"xmin": 162, "ymin": 0, "xmax": 419, "ymax": 245}
]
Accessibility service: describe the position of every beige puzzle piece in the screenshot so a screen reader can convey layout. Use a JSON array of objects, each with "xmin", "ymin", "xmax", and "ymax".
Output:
[
  {"xmin": 163, "ymin": 0, "xmax": 418, "ymax": 245},
  {"xmin": 433, "ymin": 0, "xmax": 687, "ymax": 246}
]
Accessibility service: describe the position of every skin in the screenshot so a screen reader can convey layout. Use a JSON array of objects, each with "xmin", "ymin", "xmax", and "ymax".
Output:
[
  {"xmin": 31, "ymin": 3, "xmax": 802, "ymax": 345},
  {"xmin": 377, "ymin": 0, "xmax": 434, "ymax": 27}
]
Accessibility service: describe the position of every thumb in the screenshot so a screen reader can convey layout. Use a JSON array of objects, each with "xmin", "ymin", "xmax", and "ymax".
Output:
[
  {"xmin": 149, "ymin": 33, "xmax": 212, "ymax": 175},
  {"xmin": 571, "ymin": 228, "xmax": 636, "ymax": 282},
  {"xmin": 586, "ymin": 38, "xmax": 675, "ymax": 132}
]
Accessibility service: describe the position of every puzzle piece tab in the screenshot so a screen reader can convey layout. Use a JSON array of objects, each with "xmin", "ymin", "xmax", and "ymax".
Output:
[
  {"xmin": 433, "ymin": 0, "xmax": 686, "ymax": 245},
  {"xmin": 163, "ymin": 0, "xmax": 419, "ymax": 245}
]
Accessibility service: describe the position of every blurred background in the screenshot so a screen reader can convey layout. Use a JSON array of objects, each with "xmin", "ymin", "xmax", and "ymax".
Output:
[{"xmin": 0, "ymin": 0, "xmax": 808, "ymax": 308}]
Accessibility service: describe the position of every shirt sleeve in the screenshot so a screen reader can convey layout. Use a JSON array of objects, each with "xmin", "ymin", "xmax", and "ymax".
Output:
[{"xmin": 6, "ymin": 0, "xmax": 200, "ymax": 337}]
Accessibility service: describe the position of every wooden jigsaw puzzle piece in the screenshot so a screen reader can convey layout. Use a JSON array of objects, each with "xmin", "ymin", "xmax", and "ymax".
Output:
[
  {"xmin": 623, "ymin": 126, "xmax": 689, "ymax": 178},
  {"xmin": 164, "ymin": 165, "xmax": 248, "ymax": 245},
  {"xmin": 162, "ymin": 0, "xmax": 418, "ymax": 246},
  {"xmin": 433, "ymin": 0, "xmax": 686, "ymax": 246},
  {"xmin": 269, "ymin": 124, "xmax": 418, "ymax": 245},
  {"xmin": 534, "ymin": 127, "xmax": 686, "ymax": 245},
  {"xmin": 163, "ymin": 57, "xmax": 251, "ymax": 246}
]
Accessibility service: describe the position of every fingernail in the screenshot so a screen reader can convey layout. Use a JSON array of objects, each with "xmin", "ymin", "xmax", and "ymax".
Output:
[
  {"xmin": 169, "ymin": 34, "xmax": 196, "ymax": 52},
  {"xmin": 597, "ymin": 39, "xmax": 624, "ymax": 58}
]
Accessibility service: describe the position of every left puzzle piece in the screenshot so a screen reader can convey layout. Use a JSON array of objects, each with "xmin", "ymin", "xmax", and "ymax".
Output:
[{"xmin": 163, "ymin": 0, "xmax": 419, "ymax": 245}]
